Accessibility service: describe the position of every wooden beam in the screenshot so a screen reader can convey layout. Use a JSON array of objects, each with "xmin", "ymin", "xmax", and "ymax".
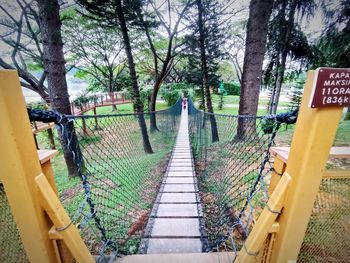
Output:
[
  {"xmin": 322, "ymin": 170, "xmax": 350, "ymax": 179},
  {"xmin": 236, "ymin": 173, "xmax": 291, "ymax": 263},
  {"xmin": 270, "ymin": 146, "xmax": 350, "ymax": 163},
  {"xmin": 268, "ymin": 157, "xmax": 286, "ymax": 195},
  {"xmin": 0, "ymin": 70, "xmax": 56, "ymax": 262},
  {"xmin": 35, "ymin": 173, "xmax": 94, "ymax": 263}
]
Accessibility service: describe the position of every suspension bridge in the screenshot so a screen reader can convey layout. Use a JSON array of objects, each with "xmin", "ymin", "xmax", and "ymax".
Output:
[
  {"xmin": 1, "ymin": 69, "xmax": 350, "ymax": 263},
  {"xmin": 140, "ymin": 105, "xmax": 203, "ymax": 254}
]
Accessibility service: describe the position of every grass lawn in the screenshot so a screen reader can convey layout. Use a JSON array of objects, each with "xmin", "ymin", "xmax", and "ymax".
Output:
[
  {"xmin": 85, "ymin": 102, "xmax": 169, "ymax": 115},
  {"xmin": 197, "ymin": 94, "xmax": 289, "ymax": 116},
  {"xmin": 210, "ymin": 94, "xmax": 291, "ymax": 108}
]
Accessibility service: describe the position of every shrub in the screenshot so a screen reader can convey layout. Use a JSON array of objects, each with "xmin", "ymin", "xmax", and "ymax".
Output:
[
  {"xmin": 162, "ymin": 89, "xmax": 181, "ymax": 106},
  {"xmin": 140, "ymin": 86, "xmax": 153, "ymax": 111},
  {"xmin": 27, "ymin": 101, "xmax": 49, "ymax": 110},
  {"xmin": 261, "ymin": 118, "xmax": 276, "ymax": 134},
  {"xmin": 160, "ymin": 83, "xmax": 195, "ymax": 106},
  {"xmin": 223, "ymin": 82, "xmax": 240, "ymax": 96},
  {"xmin": 74, "ymin": 95, "xmax": 90, "ymax": 109}
]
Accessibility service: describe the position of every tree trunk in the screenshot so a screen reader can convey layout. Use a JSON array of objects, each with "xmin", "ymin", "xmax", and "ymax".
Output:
[
  {"xmin": 37, "ymin": 0, "xmax": 79, "ymax": 176},
  {"xmin": 200, "ymin": 84, "xmax": 206, "ymax": 111},
  {"xmin": 268, "ymin": 53, "xmax": 280, "ymax": 114},
  {"xmin": 270, "ymin": 51, "xmax": 287, "ymax": 114},
  {"xmin": 197, "ymin": 0, "xmax": 219, "ymax": 142},
  {"xmin": 270, "ymin": 0, "xmax": 297, "ymax": 114},
  {"xmin": 149, "ymin": 82, "xmax": 161, "ymax": 132},
  {"xmin": 149, "ymin": 55, "xmax": 173, "ymax": 132},
  {"xmin": 115, "ymin": 0, "xmax": 153, "ymax": 153},
  {"xmin": 237, "ymin": 0, "xmax": 274, "ymax": 140}
]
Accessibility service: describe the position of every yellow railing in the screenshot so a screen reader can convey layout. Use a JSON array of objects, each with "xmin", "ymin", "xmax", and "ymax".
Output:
[{"xmin": 0, "ymin": 70, "xmax": 94, "ymax": 263}]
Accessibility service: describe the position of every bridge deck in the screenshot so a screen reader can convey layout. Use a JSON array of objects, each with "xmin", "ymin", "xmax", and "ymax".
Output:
[{"xmin": 141, "ymin": 106, "xmax": 203, "ymax": 254}]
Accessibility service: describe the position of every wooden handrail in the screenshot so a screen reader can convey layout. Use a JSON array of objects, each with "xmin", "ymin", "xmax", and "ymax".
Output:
[{"xmin": 270, "ymin": 146, "xmax": 350, "ymax": 163}]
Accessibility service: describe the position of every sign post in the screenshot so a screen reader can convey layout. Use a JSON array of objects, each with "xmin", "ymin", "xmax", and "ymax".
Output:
[
  {"xmin": 309, "ymin": 67, "xmax": 350, "ymax": 108},
  {"xmin": 268, "ymin": 69, "xmax": 347, "ymax": 262}
]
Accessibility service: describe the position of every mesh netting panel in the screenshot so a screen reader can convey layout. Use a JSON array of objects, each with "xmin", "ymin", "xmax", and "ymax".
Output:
[
  {"xmin": 298, "ymin": 177, "xmax": 350, "ymax": 262},
  {"xmin": 188, "ymin": 100, "xmax": 278, "ymax": 253},
  {"xmin": 0, "ymin": 184, "xmax": 28, "ymax": 263},
  {"xmin": 59, "ymin": 100, "xmax": 182, "ymax": 257}
]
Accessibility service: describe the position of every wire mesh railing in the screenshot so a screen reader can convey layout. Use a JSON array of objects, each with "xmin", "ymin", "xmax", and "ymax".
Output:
[
  {"xmin": 57, "ymin": 99, "xmax": 183, "ymax": 259},
  {"xmin": 298, "ymin": 177, "xmax": 350, "ymax": 262},
  {"xmin": 0, "ymin": 184, "xmax": 28, "ymax": 263},
  {"xmin": 187, "ymin": 99, "xmax": 294, "ymax": 254}
]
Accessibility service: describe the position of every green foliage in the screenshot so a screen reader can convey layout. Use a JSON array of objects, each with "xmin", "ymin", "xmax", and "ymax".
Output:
[
  {"xmin": 223, "ymin": 82, "xmax": 240, "ymax": 95},
  {"xmin": 162, "ymin": 89, "xmax": 181, "ymax": 106},
  {"xmin": 63, "ymin": 11, "xmax": 128, "ymax": 93},
  {"xmin": 27, "ymin": 101, "xmax": 49, "ymax": 110},
  {"xmin": 183, "ymin": 0, "xmax": 225, "ymax": 88},
  {"xmin": 73, "ymin": 94, "xmax": 98, "ymax": 109},
  {"xmin": 74, "ymin": 94, "xmax": 90, "ymax": 106},
  {"xmin": 140, "ymin": 86, "xmax": 153, "ymax": 111},
  {"xmin": 288, "ymin": 89, "xmax": 303, "ymax": 111},
  {"xmin": 344, "ymin": 111, "xmax": 350, "ymax": 121},
  {"xmin": 261, "ymin": 117, "xmax": 278, "ymax": 134},
  {"xmin": 27, "ymin": 63, "xmax": 43, "ymax": 71},
  {"xmin": 160, "ymin": 83, "xmax": 195, "ymax": 106}
]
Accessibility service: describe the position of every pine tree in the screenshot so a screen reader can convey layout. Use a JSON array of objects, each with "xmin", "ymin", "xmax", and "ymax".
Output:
[
  {"xmin": 36, "ymin": 0, "xmax": 80, "ymax": 175},
  {"xmin": 77, "ymin": 0, "xmax": 153, "ymax": 153},
  {"xmin": 266, "ymin": 0, "xmax": 315, "ymax": 114},
  {"xmin": 184, "ymin": 0, "xmax": 225, "ymax": 141}
]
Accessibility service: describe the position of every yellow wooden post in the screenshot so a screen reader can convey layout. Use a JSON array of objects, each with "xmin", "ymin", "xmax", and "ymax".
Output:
[
  {"xmin": 268, "ymin": 156, "xmax": 286, "ymax": 196},
  {"xmin": 236, "ymin": 173, "xmax": 291, "ymax": 263},
  {"xmin": 269, "ymin": 71, "xmax": 344, "ymax": 262},
  {"xmin": 35, "ymin": 173, "xmax": 95, "ymax": 263},
  {"xmin": 0, "ymin": 70, "xmax": 56, "ymax": 262}
]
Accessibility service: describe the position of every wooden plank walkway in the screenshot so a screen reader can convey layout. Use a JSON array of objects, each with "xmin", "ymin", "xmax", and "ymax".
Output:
[{"xmin": 141, "ymin": 106, "xmax": 203, "ymax": 254}]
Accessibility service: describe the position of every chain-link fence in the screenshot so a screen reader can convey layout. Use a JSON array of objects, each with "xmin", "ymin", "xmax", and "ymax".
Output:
[
  {"xmin": 0, "ymin": 184, "xmax": 28, "ymax": 263},
  {"xmin": 298, "ymin": 177, "xmax": 350, "ymax": 262}
]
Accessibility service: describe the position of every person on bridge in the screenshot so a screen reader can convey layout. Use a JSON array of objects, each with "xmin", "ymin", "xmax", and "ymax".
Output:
[{"xmin": 182, "ymin": 97, "xmax": 188, "ymax": 110}]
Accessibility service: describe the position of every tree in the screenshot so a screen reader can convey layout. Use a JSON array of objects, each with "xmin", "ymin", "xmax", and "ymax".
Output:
[
  {"xmin": 267, "ymin": 0, "xmax": 315, "ymax": 114},
  {"xmin": 313, "ymin": 0, "xmax": 350, "ymax": 68},
  {"xmin": 135, "ymin": 0, "xmax": 193, "ymax": 132},
  {"xmin": 77, "ymin": 0, "xmax": 153, "ymax": 153},
  {"xmin": 36, "ymin": 0, "xmax": 80, "ymax": 176},
  {"xmin": 63, "ymin": 11, "xmax": 126, "ymax": 111},
  {"xmin": 315, "ymin": 0, "xmax": 350, "ymax": 119},
  {"xmin": 237, "ymin": 0, "xmax": 274, "ymax": 139},
  {"xmin": 196, "ymin": 0, "xmax": 220, "ymax": 142},
  {"xmin": 0, "ymin": 0, "xmax": 49, "ymax": 100},
  {"xmin": 225, "ymin": 21, "xmax": 247, "ymax": 85},
  {"xmin": 183, "ymin": 0, "xmax": 229, "ymax": 113}
]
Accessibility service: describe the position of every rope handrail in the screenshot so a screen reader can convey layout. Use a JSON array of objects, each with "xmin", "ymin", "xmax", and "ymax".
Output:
[
  {"xmin": 27, "ymin": 98, "xmax": 182, "ymax": 122},
  {"xmin": 187, "ymin": 99, "xmax": 298, "ymax": 253}
]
